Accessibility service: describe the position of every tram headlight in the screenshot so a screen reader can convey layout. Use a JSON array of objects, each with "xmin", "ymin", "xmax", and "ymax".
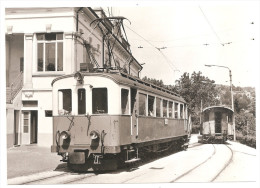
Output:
[
  {"xmin": 90, "ymin": 130, "xmax": 99, "ymax": 140},
  {"xmin": 60, "ymin": 131, "xmax": 71, "ymax": 140}
]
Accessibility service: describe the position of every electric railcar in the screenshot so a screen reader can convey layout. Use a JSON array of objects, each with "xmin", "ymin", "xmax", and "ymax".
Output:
[
  {"xmin": 198, "ymin": 106, "xmax": 234, "ymax": 144},
  {"xmin": 51, "ymin": 71, "xmax": 190, "ymax": 171}
]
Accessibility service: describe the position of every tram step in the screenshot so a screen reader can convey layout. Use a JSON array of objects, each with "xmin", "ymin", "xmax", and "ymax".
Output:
[{"xmin": 125, "ymin": 158, "xmax": 141, "ymax": 163}]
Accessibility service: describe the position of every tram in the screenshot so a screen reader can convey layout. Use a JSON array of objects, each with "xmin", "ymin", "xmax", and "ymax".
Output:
[
  {"xmin": 51, "ymin": 71, "xmax": 190, "ymax": 171},
  {"xmin": 198, "ymin": 106, "xmax": 234, "ymax": 144}
]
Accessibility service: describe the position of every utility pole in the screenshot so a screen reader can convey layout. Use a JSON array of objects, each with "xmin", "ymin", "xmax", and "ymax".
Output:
[{"xmin": 205, "ymin": 64, "xmax": 236, "ymax": 141}]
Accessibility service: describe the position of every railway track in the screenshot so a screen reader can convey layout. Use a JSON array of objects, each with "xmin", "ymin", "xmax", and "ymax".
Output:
[
  {"xmin": 171, "ymin": 143, "xmax": 233, "ymax": 182},
  {"xmin": 8, "ymin": 142, "xmax": 234, "ymax": 184},
  {"xmin": 211, "ymin": 144, "xmax": 233, "ymax": 182},
  {"xmin": 8, "ymin": 168, "xmax": 96, "ymax": 185}
]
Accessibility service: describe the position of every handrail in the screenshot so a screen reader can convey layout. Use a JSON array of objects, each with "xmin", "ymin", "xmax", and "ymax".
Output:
[{"xmin": 10, "ymin": 71, "xmax": 23, "ymax": 101}]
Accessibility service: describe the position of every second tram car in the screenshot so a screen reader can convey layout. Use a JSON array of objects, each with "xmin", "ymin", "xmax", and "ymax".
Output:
[
  {"xmin": 51, "ymin": 71, "xmax": 190, "ymax": 171},
  {"xmin": 198, "ymin": 106, "xmax": 234, "ymax": 144}
]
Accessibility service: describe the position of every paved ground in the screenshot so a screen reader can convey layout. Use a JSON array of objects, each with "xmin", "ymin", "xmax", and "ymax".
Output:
[{"xmin": 7, "ymin": 144, "xmax": 65, "ymax": 179}]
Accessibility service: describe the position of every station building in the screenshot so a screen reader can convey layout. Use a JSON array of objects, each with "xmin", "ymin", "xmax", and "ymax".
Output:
[{"xmin": 5, "ymin": 7, "xmax": 142, "ymax": 148}]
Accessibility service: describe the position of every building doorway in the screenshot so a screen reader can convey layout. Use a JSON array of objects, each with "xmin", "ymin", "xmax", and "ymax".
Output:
[
  {"xmin": 14, "ymin": 110, "xmax": 20, "ymax": 145},
  {"xmin": 30, "ymin": 110, "xmax": 38, "ymax": 144}
]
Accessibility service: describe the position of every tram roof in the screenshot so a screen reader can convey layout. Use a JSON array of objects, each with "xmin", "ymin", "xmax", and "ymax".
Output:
[
  {"xmin": 202, "ymin": 105, "xmax": 234, "ymax": 113},
  {"xmin": 51, "ymin": 71, "xmax": 186, "ymax": 103}
]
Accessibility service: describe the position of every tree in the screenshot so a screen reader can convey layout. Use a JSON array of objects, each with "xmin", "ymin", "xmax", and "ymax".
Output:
[{"xmin": 177, "ymin": 71, "xmax": 219, "ymax": 115}]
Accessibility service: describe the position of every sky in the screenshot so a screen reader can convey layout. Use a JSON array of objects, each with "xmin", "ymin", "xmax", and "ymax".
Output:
[
  {"xmin": 0, "ymin": 0, "xmax": 259, "ymax": 88},
  {"xmin": 103, "ymin": 2, "xmax": 259, "ymax": 87}
]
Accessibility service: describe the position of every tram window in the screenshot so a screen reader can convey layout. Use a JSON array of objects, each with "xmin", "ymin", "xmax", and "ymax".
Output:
[
  {"xmin": 92, "ymin": 88, "xmax": 108, "ymax": 114},
  {"xmin": 180, "ymin": 104, "xmax": 183, "ymax": 119},
  {"xmin": 163, "ymin": 100, "xmax": 168, "ymax": 117},
  {"xmin": 169, "ymin": 101, "xmax": 173, "ymax": 118},
  {"xmin": 148, "ymin": 95, "xmax": 155, "ymax": 116},
  {"xmin": 121, "ymin": 89, "xmax": 129, "ymax": 115},
  {"xmin": 204, "ymin": 111, "xmax": 209, "ymax": 122},
  {"xmin": 139, "ymin": 93, "xmax": 147, "ymax": 116},
  {"xmin": 58, "ymin": 89, "xmax": 72, "ymax": 115},
  {"xmin": 78, "ymin": 89, "xmax": 86, "ymax": 115},
  {"xmin": 174, "ymin": 103, "xmax": 179, "ymax": 118},
  {"xmin": 156, "ymin": 98, "xmax": 161, "ymax": 117},
  {"xmin": 228, "ymin": 113, "xmax": 233, "ymax": 123}
]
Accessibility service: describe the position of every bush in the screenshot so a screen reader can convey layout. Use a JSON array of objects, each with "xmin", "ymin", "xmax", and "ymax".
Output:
[
  {"xmin": 236, "ymin": 131, "xmax": 256, "ymax": 148},
  {"xmin": 191, "ymin": 124, "xmax": 200, "ymax": 134}
]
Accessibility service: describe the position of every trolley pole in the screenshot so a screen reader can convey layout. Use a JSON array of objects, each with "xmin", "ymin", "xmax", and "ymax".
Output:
[{"xmin": 205, "ymin": 64, "xmax": 236, "ymax": 141}]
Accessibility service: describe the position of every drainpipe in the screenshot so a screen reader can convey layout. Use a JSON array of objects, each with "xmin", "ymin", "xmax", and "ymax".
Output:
[
  {"xmin": 138, "ymin": 65, "xmax": 143, "ymax": 78},
  {"xmin": 102, "ymin": 35, "xmax": 105, "ymax": 70},
  {"xmin": 76, "ymin": 7, "xmax": 83, "ymax": 32}
]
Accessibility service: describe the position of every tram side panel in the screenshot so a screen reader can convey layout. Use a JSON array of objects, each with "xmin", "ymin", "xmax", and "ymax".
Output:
[{"xmin": 135, "ymin": 117, "xmax": 186, "ymax": 143}]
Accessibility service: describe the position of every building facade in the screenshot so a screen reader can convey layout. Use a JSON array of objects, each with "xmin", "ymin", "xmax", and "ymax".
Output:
[{"xmin": 5, "ymin": 7, "xmax": 142, "ymax": 148}]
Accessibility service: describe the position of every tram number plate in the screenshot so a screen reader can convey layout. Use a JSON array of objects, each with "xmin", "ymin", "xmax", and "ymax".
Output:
[
  {"xmin": 69, "ymin": 152, "xmax": 85, "ymax": 164},
  {"xmin": 215, "ymin": 136, "xmax": 223, "ymax": 139}
]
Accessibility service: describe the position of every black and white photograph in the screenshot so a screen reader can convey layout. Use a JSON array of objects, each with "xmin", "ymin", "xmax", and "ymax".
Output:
[{"xmin": 0, "ymin": 0, "xmax": 259, "ymax": 187}]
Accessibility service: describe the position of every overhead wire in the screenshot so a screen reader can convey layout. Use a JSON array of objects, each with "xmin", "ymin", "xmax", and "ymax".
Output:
[
  {"xmin": 125, "ymin": 24, "xmax": 179, "ymax": 72},
  {"xmin": 198, "ymin": 6, "xmax": 223, "ymax": 46}
]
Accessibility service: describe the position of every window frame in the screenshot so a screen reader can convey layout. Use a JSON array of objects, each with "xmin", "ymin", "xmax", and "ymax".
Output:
[
  {"xmin": 138, "ymin": 92, "xmax": 147, "ymax": 116},
  {"xmin": 36, "ymin": 33, "xmax": 64, "ymax": 73},
  {"xmin": 58, "ymin": 89, "xmax": 72, "ymax": 115},
  {"xmin": 121, "ymin": 88, "xmax": 130, "ymax": 115},
  {"xmin": 148, "ymin": 95, "xmax": 155, "ymax": 117},
  {"xmin": 156, "ymin": 97, "xmax": 162, "ymax": 117},
  {"xmin": 174, "ymin": 102, "xmax": 179, "ymax": 119},
  {"xmin": 78, "ymin": 88, "xmax": 86, "ymax": 115},
  {"xmin": 92, "ymin": 87, "xmax": 108, "ymax": 114}
]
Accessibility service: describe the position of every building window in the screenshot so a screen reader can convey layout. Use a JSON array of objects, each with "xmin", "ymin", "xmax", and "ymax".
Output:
[
  {"xmin": 23, "ymin": 112, "xmax": 29, "ymax": 133},
  {"xmin": 148, "ymin": 95, "xmax": 155, "ymax": 116},
  {"xmin": 169, "ymin": 101, "xmax": 173, "ymax": 118},
  {"xmin": 121, "ymin": 89, "xmax": 129, "ymax": 115},
  {"xmin": 22, "ymin": 101, "xmax": 38, "ymax": 107},
  {"xmin": 174, "ymin": 102, "xmax": 179, "ymax": 118},
  {"xmin": 163, "ymin": 100, "xmax": 168, "ymax": 117},
  {"xmin": 58, "ymin": 89, "xmax": 72, "ymax": 115},
  {"xmin": 45, "ymin": 110, "xmax": 53, "ymax": 117},
  {"xmin": 156, "ymin": 98, "xmax": 161, "ymax": 117},
  {"xmin": 36, "ymin": 33, "xmax": 63, "ymax": 72},
  {"xmin": 92, "ymin": 88, "xmax": 108, "ymax": 114},
  {"xmin": 139, "ymin": 93, "xmax": 147, "ymax": 116},
  {"xmin": 78, "ymin": 89, "xmax": 86, "ymax": 115}
]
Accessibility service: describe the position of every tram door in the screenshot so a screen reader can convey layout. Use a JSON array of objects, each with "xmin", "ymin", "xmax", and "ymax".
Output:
[
  {"xmin": 130, "ymin": 88, "xmax": 138, "ymax": 142},
  {"xmin": 215, "ymin": 112, "xmax": 222, "ymax": 133}
]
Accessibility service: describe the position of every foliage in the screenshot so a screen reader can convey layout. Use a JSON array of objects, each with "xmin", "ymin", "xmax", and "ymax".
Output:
[
  {"xmin": 175, "ymin": 71, "xmax": 219, "ymax": 119},
  {"xmin": 236, "ymin": 131, "xmax": 256, "ymax": 148}
]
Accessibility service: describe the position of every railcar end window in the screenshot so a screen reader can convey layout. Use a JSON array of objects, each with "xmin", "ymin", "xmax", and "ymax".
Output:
[
  {"xmin": 78, "ymin": 89, "xmax": 86, "ymax": 115},
  {"xmin": 121, "ymin": 89, "xmax": 129, "ymax": 115},
  {"xmin": 148, "ymin": 95, "xmax": 155, "ymax": 116},
  {"xmin": 139, "ymin": 93, "xmax": 147, "ymax": 116},
  {"xmin": 58, "ymin": 89, "xmax": 72, "ymax": 115},
  {"xmin": 92, "ymin": 88, "xmax": 108, "ymax": 114},
  {"xmin": 174, "ymin": 102, "xmax": 179, "ymax": 118},
  {"xmin": 169, "ymin": 101, "xmax": 173, "ymax": 118},
  {"xmin": 156, "ymin": 98, "xmax": 161, "ymax": 117},
  {"xmin": 163, "ymin": 100, "xmax": 168, "ymax": 117},
  {"xmin": 204, "ymin": 111, "xmax": 210, "ymax": 122},
  {"xmin": 228, "ymin": 113, "xmax": 233, "ymax": 123}
]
